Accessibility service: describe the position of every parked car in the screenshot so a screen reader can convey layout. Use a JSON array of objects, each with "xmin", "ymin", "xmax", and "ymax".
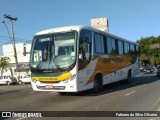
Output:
[
  {"xmin": 0, "ymin": 75, "xmax": 17, "ymax": 85},
  {"xmin": 144, "ymin": 66, "xmax": 153, "ymax": 74},
  {"xmin": 156, "ymin": 66, "xmax": 160, "ymax": 77},
  {"xmin": 18, "ymin": 75, "xmax": 31, "ymax": 85}
]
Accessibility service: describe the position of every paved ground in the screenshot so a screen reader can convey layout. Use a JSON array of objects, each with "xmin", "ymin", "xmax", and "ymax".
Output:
[{"xmin": 0, "ymin": 72, "xmax": 160, "ymax": 120}]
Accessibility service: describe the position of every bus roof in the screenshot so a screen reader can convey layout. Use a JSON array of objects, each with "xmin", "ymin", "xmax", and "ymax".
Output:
[
  {"xmin": 36, "ymin": 25, "xmax": 90, "ymax": 35},
  {"xmin": 36, "ymin": 25, "xmax": 138, "ymax": 46}
]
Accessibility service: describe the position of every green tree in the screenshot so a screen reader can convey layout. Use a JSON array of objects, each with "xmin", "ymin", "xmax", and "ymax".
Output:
[
  {"xmin": 0, "ymin": 56, "xmax": 10, "ymax": 75},
  {"xmin": 137, "ymin": 36, "xmax": 160, "ymax": 66}
]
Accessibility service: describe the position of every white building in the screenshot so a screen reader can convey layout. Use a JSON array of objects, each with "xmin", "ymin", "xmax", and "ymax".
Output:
[{"xmin": 2, "ymin": 43, "xmax": 31, "ymax": 77}]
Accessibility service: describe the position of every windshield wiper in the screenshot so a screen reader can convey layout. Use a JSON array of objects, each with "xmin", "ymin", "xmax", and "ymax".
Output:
[
  {"xmin": 36, "ymin": 61, "xmax": 42, "ymax": 69},
  {"xmin": 53, "ymin": 57, "xmax": 64, "ymax": 72},
  {"xmin": 48, "ymin": 44, "xmax": 63, "ymax": 71}
]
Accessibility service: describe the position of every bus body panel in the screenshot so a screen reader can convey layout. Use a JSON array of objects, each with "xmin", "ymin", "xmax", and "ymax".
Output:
[{"xmin": 76, "ymin": 54, "xmax": 140, "ymax": 92}]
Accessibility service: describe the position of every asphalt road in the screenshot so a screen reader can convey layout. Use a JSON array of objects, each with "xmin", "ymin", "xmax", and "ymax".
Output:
[{"xmin": 0, "ymin": 72, "xmax": 160, "ymax": 120}]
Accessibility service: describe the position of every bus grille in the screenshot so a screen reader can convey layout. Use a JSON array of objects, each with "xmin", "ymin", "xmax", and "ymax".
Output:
[{"xmin": 40, "ymin": 81, "xmax": 60, "ymax": 84}]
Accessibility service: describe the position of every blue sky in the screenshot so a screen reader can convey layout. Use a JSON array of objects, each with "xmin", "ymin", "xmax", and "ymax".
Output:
[{"xmin": 0, "ymin": 0, "xmax": 160, "ymax": 55}]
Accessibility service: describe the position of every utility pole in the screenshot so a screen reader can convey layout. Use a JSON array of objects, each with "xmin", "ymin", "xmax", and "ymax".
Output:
[{"xmin": 3, "ymin": 14, "xmax": 20, "ymax": 77}]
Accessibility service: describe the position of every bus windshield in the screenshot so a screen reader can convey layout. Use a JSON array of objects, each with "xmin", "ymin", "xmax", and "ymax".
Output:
[{"xmin": 30, "ymin": 32, "xmax": 76, "ymax": 71}]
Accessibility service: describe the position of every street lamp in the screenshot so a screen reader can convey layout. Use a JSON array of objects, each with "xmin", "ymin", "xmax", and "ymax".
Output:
[{"xmin": 2, "ymin": 20, "xmax": 12, "ymax": 40}]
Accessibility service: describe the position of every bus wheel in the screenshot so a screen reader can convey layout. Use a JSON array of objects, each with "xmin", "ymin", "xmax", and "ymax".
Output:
[
  {"xmin": 93, "ymin": 76, "xmax": 103, "ymax": 94},
  {"xmin": 58, "ymin": 92, "xmax": 67, "ymax": 95},
  {"xmin": 125, "ymin": 70, "xmax": 132, "ymax": 83},
  {"xmin": 58, "ymin": 92, "xmax": 76, "ymax": 96}
]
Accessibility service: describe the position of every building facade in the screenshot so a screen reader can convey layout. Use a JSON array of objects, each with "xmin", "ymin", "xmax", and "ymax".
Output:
[{"xmin": 2, "ymin": 43, "xmax": 31, "ymax": 77}]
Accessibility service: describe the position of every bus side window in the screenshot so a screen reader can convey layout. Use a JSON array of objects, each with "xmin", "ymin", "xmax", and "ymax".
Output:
[
  {"xmin": 135, "ymin": 45, "xmax": 140, "ymax": 56},
  {"xmin": 94, "ymin": 33, "xmax": 105, "ymax": 54},
  {"xmin": 118, "ymin": 40, "xmax": 124, "ymax": 55},
  {"xmin": 130, "ymin": 44, "xmax": 135, "ymax": 55},
  {"xmin": 107, "ymin": 37, "xmax": 116, "ymax": 55},
  {"xmin": 124, "ymin": 42, "xmax": 130, "ymax": 55}
]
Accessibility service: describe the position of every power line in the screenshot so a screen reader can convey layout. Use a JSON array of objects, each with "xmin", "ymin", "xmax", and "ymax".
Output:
[
  {"xmin": 13, "ymin": 23, "xmax": 40, "ymax": 31},
  {"xmin": 0, "ymin": 40, "xmax": 31, "ymax": 46},
  {"xmin": 1, "ymin": 15, "xmax": 40, "ymax": 31},
  {"xmin": 0, "ymin": 41, "xmax": 12, "ymax": 46},
  {"xmin": 0, "ymin": 35, "xmax": 31, "ymax": 42}
]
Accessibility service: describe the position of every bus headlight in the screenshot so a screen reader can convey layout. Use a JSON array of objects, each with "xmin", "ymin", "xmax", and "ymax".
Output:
[{"xmin": 31, "ymin": 78, "xmax": 37, "ymax": 83}]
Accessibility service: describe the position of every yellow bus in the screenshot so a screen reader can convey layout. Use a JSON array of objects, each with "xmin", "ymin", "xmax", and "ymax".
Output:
[{"xmin": 29, "ymin": 26, "xmax": 140, "ymax": 93}]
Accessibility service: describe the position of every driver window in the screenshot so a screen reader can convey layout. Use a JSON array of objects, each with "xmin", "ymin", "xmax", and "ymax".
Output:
[
  {"xmin": 79, "ymin": 38, "xmax": 88, "ymax": 60},
  {"xmin": 78, "ymin": 29, "xmax": 92, "ymax": 70}
]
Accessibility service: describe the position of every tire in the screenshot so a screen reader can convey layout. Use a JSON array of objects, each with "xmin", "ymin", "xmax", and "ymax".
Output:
[
  {"xmin": 58, "ymin": 92, "xmax": 67, "ymax": 95},
  {"xmin": 124, "ymin": 70, "xmax": 132, "ymax": 83},
  {"xmin": 19, "ymin": 80, "xmax": 23, "ymax": 85},
  {"xmin": 58, "ymin": 92, "xmax": 76, "ymax": 96},
  {"xmin": 93, "ymin": 75, "xmax": 103, "ymax": 94},
  {"xmin": 6, "ymin": 81, "xmax": 11, "ymax": 85}
]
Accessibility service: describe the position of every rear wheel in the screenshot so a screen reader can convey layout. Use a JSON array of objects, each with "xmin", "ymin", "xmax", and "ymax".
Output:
[
  {"xmin": 58, "ymin": 92, "xmax": 67, "ymax": 95},
  {"xmin": 19, "ymin": 80, "xmax": 23, "ymax": 85}
]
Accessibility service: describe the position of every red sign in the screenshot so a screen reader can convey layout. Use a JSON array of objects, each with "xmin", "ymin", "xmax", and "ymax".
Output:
[{"xmin": 45, "ymin": 85, "xmax": 53, "ymax": 89}]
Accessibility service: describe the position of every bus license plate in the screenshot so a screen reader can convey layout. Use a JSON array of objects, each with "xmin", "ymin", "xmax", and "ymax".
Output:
[{"xmin": 45, "ymin": 85, "xmax": 53, "ymax": 89}]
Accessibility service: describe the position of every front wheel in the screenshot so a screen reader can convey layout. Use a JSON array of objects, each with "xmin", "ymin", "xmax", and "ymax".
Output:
[
  {"xmin": 93, "ymin": 77, "xmax": 103, "ymax": 94},
  {"xmin": 6, "ymin": 81, "xmax": 11, "ymax": 85}
]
